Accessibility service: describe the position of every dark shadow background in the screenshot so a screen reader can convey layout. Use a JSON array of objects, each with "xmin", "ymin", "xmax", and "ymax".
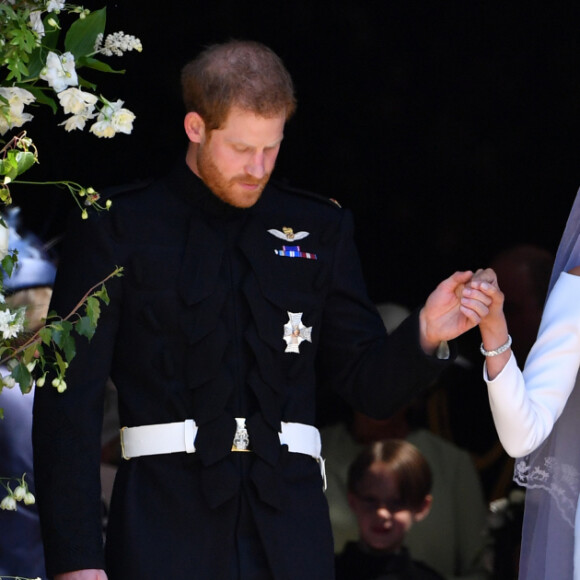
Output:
[
  {"xmin": 14, "ymin": 1, "xmax": 580, "ymax": 307},
  {"xmin": 10, "ymin": 1, "xmax": 580, "ymax": 505}
]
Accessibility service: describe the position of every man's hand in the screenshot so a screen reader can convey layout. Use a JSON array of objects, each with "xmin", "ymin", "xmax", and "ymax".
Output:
[
  {"xmin": 419, "ymin": 270, "xmax": 492, "ymax": 354},
  {"xmin": 55, "ymin": 570, "xmax": 108, "ymax": 580}
]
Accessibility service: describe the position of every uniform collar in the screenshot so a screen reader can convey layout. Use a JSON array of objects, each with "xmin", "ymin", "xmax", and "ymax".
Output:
[{"xmin": 165, "ymin": 158, "xmax": 269, "ymax": 219}]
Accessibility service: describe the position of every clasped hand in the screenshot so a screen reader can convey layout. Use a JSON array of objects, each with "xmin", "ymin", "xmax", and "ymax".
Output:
[{"xmin": 419, "ymin": 269, "xmax": 500, "ymax": 354}]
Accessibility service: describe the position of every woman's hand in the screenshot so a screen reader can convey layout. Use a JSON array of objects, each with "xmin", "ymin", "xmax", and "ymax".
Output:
[
  {"xmin": 465, "ymin": 268, "xmax": 511, "ymax": 379},
  {"xmin": 465, "ymin": 268, "xmax": 505, "ymax": 330}
]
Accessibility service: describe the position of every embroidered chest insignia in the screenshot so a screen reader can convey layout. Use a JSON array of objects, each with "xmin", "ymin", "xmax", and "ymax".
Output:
[
  {"xmin": 269, "ymin": 227, "xmax": 317, "ymax": 260},
  {"xmin": 283, "ymin": 312, "xmax": 312, "ymax": 353},
  {"xmin": 268, "ymin": 227, "xmax": 309, "ymax": 241},
  {"xmin": 274, "ymin": 245, "xmax": 317, "ymax": 260}
]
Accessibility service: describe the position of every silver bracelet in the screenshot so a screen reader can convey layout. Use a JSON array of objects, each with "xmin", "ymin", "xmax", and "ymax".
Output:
[{"xmin": 480, "ymin": 334, "xmax": 512, "ymax": 357}]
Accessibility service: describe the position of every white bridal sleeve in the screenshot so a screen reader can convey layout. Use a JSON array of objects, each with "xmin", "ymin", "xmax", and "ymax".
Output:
[{"xmin": 484, "ymin": 272, "xmax": 580, "ymax": 457}]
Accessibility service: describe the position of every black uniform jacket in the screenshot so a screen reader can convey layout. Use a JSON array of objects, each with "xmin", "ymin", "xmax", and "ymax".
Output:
[{"xmin": 33, "ymin": 160, "xmax": 452, "ymax": 579}]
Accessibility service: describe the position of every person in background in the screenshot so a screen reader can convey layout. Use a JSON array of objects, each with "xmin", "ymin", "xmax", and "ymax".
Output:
[
  {"xmin": 0, "ymin": 208, "xmax": 57, "ymax": 580},
  {"xmin": 322, "ymin": 303, "xmax": 489, "ymax": 580},
  {"xmin": 335, "ymin": 438, "xmax": 444, "ymax": 580}
]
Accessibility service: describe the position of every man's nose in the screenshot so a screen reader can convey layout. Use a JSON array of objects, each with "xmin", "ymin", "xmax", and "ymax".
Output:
[{"xmin": 245, "ymin": 152, "xmax": 266, "ymax": 179}]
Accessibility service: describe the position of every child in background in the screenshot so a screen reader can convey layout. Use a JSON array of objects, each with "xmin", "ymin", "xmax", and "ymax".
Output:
[{"xmin": 335, "ymin": 439, "xmax": 445, "ymax": 580}]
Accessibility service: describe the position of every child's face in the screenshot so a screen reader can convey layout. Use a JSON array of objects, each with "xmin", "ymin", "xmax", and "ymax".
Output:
[{"xmin": 348, "ymin": 462, "xmax": 430, "ymax": 552}]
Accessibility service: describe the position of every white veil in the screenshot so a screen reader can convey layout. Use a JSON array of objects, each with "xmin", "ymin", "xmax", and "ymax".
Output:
[{"xmin": 514, "ymin": 186, "xmax": 580, "ymax": 579}]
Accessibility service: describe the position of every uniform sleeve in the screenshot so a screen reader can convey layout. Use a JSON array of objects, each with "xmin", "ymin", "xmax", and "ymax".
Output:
[
  {"xmin": 32, "ymin": 208, "xmax": 123, "ymax": 575},
  {"xmin": 485, "ymin": 272, "xmax": 580, "ymax": 457},
  {"xmin": 316, "ymin": 209, "xmax": 453, "ymax": 418}
]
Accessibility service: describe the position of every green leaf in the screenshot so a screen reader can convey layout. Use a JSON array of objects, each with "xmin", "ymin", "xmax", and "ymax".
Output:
[
  {"xmin": 12, "ymin": 363, "xmax": 32, "ymax": 394},
  {"xmin": 55, "ymin": 350, "xmax": 67, "ymax": 376},
  {"xmin": 64, "ymin": 8, "xmax": 106, "ymax": 58},
  {"xmin": 21, "ymin": 344, "xmax": 38, "ymax": 365},
  {"xmin": 77, "ymin": 55, "xmax": 125, "ymax": 75},
  {"xmin": 24, "ymin": 86, "xmax": 57, "ymax": 113},
  {"xmin": 85, "ymin": 295, "xmax": 101, "ymax": 325},
  {"xmin": 14, "ymin": 150, "xmax": 36, "ymax": 175},
  {"xmin": 38, "ymin": 327, "xmax": 52, "ymax": 346},
  {"xmin": 1, "ymin": 253, "xmax": 16, "ymax": 278},
  {"xmin": 76, "ymin": 315, "xmax": 96, "ymax": 340},
  {"xmin": 41, "ymin": 15, "xmax": 61, "ymax": 50},
  {"xmin": 50, "ymin": 320, "xmax": 73, "ymax": 349},
  {"xmin": 0, "ymin": 150, "xmax": 36, "ymax": 180},
  {"xmin": 61, "ymin": 332, "xmax": 76, "ymax": 363},
  {"xmin": 76, "ymin": 74, "xmax": 97, "ymax": 92},
  {"xmin": 0, "ymin": 188, "xmax": 12, "ymax": 205},
  {"xmin": 93, "ymin": 285, "xmax": 110, "ymax": 306}
]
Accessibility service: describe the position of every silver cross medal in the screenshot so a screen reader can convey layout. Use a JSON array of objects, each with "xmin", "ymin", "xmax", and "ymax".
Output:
[{"xmin": 283, "ymin": 312, "xmax": 312, "ymax": 353}]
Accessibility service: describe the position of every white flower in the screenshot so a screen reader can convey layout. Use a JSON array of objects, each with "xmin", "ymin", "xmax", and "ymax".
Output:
[
  {"xmin": 0, "ymin": 308, "xmax": 24, "ymax": 339},
  {"xmin": 13, "ymin": 485, "xmax": 26, "ymax": 501},
  {"xmin": 97, "ymin": 31, "xmax": 143, "ymax": 57},
  {"xmin": 0, "ymin": 108, "xmax": 34, "ymax": 134},
  {"xmin": 89, "ymin": 119, "xmax": 116, "ymax": 138},
  {"xmin": 111, "ymin": 106, "xmax": 136, "ymax": 135},
  {"xmin": 58, "ymin": 88, "xmax": 98, "ymax": 132},
  {"xmin": 90, "ymin": 99, "xmax": 135, "ymax": 138},
  {"xmin": 47, "ymin": 0, "xmax": 66, "ymax": 12},
  {"xmin": 51, "ymin": 377, "xmax": 67, "ymax": 392},
  {"xmin": 1, "ymin": 86, "xmax": 36, "ymax": 113},
  {"xmin": 24, "ymin": 492, "xmax": 36, "ymax": 505},
  {"xmin": 0, "ymin": 116, "xmax": 9, "ymax": 136},
  {"xmin": 60, "ymin": 114, "xmax": 92, "ymax": 132},
  {"xmin": 40, "ymin": 51, "xmax": 78, "ymax": 93},
  {"xmin": 2, "ymin": 375, "xmax": 16, "ymax": 389},
  {"xmin": 29, "ymin": 11, "xmax": 45, "ymax": 38},
  {"xmin": 0, "ymin": 87, "xmax": 36, "ymax": 135},
  {"xmin": 0, "ymin": 223, "xmax": 9, "ymax": 260},
  {"xmin": 58, "ymin": 87, "xmax": 99, "ymax": 115},
  {"xmin": 0, "ymin": 495, "xmax": 17, "ymax": 511}
]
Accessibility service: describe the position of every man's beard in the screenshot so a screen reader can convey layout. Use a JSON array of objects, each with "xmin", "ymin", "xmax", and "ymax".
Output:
[{"xmin": 197, "ymin": 146, "xmax": 270, "ymax": 208}]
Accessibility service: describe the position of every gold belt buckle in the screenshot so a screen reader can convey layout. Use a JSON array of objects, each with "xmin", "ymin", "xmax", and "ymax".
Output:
[{"xmin": 231, "ymin": 417, "xmax": 251, "ymax": 452}]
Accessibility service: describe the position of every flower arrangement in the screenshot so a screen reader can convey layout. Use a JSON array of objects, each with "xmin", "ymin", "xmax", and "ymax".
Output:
[{"xmin": 0, "ymin": 0, "xmax": 141, "ymax": 543}]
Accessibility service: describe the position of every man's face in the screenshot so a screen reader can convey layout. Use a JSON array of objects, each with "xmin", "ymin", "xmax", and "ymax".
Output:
[{"xmin": 190, "ymin": 107, "xmax": 285, "ymax": 208}]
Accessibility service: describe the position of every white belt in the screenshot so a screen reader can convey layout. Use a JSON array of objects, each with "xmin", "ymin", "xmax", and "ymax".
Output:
[{"xmin": 120, "ymin": 418, "xmax": 326, "ymax": 489}]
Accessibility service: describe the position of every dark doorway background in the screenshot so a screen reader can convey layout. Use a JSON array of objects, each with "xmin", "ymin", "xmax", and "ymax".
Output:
[{"xmin": 14, "ymin": 1, "xmax": 580, "ymax": 308}]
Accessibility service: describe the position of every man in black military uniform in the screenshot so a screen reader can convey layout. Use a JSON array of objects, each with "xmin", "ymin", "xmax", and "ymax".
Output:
[{"xmin": 32, "ymin": 40, "xmax": 491, "ymax": 580}]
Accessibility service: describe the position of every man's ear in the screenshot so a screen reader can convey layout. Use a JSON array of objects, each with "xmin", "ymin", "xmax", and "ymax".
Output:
[
  {"xmin": 413, "ymin": 494, "xmax": 433, "ymax": 523},
  {"xmin": 184, "ymin": 112, "xmax": 205, "ymax": 144}
]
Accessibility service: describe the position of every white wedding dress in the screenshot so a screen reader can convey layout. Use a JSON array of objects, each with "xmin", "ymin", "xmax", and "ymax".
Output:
[{"xmin": 484, "ymin": 271, "xmax": 580, "ymax": 579}]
